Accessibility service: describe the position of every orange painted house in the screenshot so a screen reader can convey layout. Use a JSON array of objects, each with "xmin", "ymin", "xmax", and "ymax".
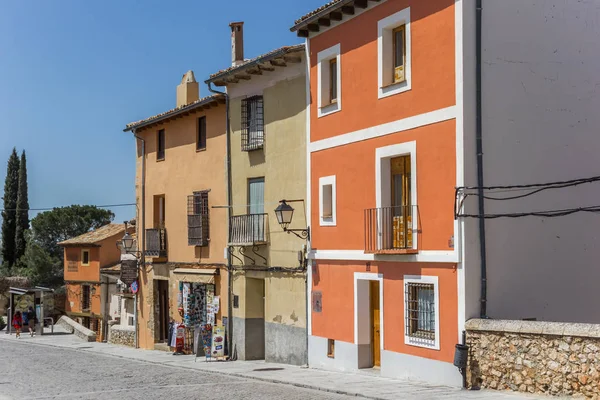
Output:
[
  {"xmin": 60, "ymin": 224, "xmax": 129, "ymax": 341},
  {"xmin": 292, "ymin": 0, "xmax": 463, "ymax": 386}
]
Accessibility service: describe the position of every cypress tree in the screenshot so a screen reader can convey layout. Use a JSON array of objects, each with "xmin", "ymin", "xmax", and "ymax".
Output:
[
  {"xmin": 1, "ymin": 148, "xmax": 20, "ymax": 271},
  {"xmin": 15, "ymin": 150, "xmax": 29, "ymax": 261}
]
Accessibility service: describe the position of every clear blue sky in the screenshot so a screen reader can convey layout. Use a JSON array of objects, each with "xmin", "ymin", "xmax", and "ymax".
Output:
[{"xmin": 0, "ymin": 0, "xmax": 322, "ymax": 224}]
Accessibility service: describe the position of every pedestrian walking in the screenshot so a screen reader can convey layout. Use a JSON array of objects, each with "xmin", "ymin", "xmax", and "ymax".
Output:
[
  {"xmin": 26, "ymin": 307, "xmax": 36, "ymax": 337},
  {"xmin": 12, "ymin": 311, "xmax": 22, "ymax": 339}
]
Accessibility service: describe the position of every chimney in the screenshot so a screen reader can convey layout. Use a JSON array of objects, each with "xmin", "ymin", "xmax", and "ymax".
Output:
[
  {"xmin": 230, "ymin": 22, "xmax": 244, "ymax": 66},
  {"xmin": 176, "ymin": 70, "xmax": 199, "ymax": 107}
]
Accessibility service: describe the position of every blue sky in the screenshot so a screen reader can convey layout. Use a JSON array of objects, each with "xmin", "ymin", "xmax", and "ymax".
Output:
[{"xmin": 0, "ymin": 0, "xmax": 321, "ymax": 224}]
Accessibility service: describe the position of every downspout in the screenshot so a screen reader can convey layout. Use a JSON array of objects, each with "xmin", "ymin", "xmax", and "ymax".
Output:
[
  {"xmin": 207, "ymin": 83, "xmax": 233, "ymax": 357},
  {"xmin": 475, "ymin": 0, "xmax": 488, "ymax": 319},
  {"xmin": 133, "ymin": 131, "xmax": 146, "ymax": 348}
]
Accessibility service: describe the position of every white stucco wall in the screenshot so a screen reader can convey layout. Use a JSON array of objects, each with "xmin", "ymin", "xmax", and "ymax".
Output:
[{"xmin": 463, "ymin": 0, "xmax": 600, "ymax": 323}]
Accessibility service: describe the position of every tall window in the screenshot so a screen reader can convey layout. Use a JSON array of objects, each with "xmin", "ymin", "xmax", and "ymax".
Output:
[
  {"xmin": 188, "ymin": 191, "xmax": 209, "ymax": 246},
  {"xmin": 329, "ymin": 59, "xmax": 338, "ymax": 103},
  {"xmin": 393, "ymin": 25, "xmax": 406, "ymax": 83},
  {"xmin": 82, "ymin": 285, "xmax": 91, "ymax": 311},
  {"xmin": 405, "ymin": 282, "xmax": 435, "ymax": 343},
  {"xmin": 241, "ymin": 96, "xmax": 264, "ymax": 151},
  {"xmin": 391, "ymin": 155, "xmax": 412, "ymax": 249},
  {"xmin": 157, "ymin": 129, "xmax": 165, "ymax": 160},
  {"xmin": 197, "ymin": 116, "xmax": 207, "ymax": 151}
]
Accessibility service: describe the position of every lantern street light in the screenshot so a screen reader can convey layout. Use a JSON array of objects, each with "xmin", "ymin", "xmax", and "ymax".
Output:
[
  {"xmin": 116, "ymin": 221, "xmax": 142, "ymax": 258},
  {"xmin": 274, "ymin": 200, "xmax": 310, "ymax": 240}
]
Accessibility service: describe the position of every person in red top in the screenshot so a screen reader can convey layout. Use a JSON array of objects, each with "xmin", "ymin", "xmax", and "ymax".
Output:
[{"xmin": 12, "ymin": 311, "xmax": 22, "ymax": 339}]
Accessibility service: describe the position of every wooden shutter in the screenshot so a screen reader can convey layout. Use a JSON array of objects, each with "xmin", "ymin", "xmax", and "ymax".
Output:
[{"xmin": 188, "ymin": 191, "xmax": 209, "ymax": 246}]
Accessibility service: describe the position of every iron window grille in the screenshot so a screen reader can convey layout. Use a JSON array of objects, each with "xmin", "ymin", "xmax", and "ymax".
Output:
[
  {"xmin": 405, "ymin": 282, "xmax": 435, "ymax": 342},
  {"xmin": 241, "ymin": 95, "xmax": 264, "ymax": 151},
  {"xmin": 187, "ymin": 191, "xmax": 209, "ymax": 246},
  {"xmin": 82, "ymin": 285, "xmax": 91, "ymax": 312}
]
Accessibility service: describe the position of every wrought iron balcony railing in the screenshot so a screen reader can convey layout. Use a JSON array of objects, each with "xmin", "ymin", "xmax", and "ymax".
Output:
[
  {"xmin": 145, "ymin": 228, "xmax": 167, "ymax": 258},
  {"xmin": 364, "ymin": 205, "xmax": 419, "ymax": 254},
  {"xmin": 229, "ymin": 213, "xmax": 269, "ymax": 246}
]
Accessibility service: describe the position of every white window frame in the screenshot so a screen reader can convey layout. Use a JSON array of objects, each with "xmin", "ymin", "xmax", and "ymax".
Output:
[
  {"xmin": 375, "ymin": 141, "xmax": 417, "ymax": 250},
  {"xmin": 319, "ymin": 175, "xmax": 337, "ymax": 226},
  {"xmin": 317, "ymin": 44, "xmax": 342, "ymax": 117},
  {"xmin": 378, "ymin": 7, "xmax": 412, "ymax": 99},
  {"xmin": 403, "ymin": 275, "xmax": 440, "ymax": 350}
]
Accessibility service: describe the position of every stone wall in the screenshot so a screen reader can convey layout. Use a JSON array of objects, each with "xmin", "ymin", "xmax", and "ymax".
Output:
[
  {"xmin": 467, "ymin": 319, "xmax": 600, "ymax": 398},
  {"xmin": 109, "ymin": 325, "xmax": 135, "ymax": 347}
]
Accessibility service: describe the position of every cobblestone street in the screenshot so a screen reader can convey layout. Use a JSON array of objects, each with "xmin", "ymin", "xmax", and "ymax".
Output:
[{"xmin": 0, "ymin": 340, "xmax": 346, "ymax": 400}]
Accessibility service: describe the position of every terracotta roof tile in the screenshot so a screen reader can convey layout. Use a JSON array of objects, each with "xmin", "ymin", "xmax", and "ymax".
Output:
[
  {"xmin": 207, "ymin": 44, "xmax": 304, "ymax": 83},
  {"xmin": 124, "ymin": 94, "xmax": 224, "ymax": 132},
  {"xmin": 58, "ymin": 224, "xmax": 125, "ymax": 246},
  {"xmin": 294, "ymin": 0, "xmax": 344, "ymax": 25}
]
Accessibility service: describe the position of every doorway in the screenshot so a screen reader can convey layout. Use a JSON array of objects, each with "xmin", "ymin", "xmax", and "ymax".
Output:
[
  {"xmin": 370, "ymin": 280, "xmax": 381, "ymax": 368},
  {"xmin": 157, "ymin": 280, "xmax": 169, "ymax": 342},
  {"xmin": 248, "ymin": 178, "xmax": 265, "ymax": 242},
  {"xmin": 245, "ymin": 277, "xmax": 265, "ymax": 360}
]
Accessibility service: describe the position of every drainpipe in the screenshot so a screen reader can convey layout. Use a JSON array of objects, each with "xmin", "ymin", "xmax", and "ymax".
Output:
[
  {"xmin": 133, "ymin": 131, "xmax": 146, "ymax": 348},
  {"xmin": 475, "ymin": 0, "xmax": 488, "ymax": 319},
  {"xmin": 207, "ymin": 83, "xmax": 233, "ymax": 357}
]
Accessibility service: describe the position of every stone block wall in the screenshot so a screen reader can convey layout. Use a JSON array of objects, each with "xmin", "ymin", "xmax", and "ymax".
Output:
[
  {"xmin": 466, "ymin": 319, "xmax": 600, "ymax": 398},
  {"xmin": 109, "ymin": 325, "xmax": 135, "ymax": 347}
]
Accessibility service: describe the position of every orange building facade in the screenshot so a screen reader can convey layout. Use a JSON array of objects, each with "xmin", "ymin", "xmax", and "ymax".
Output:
[
  {"xmin": 293, "ymin": 0, "xmax": 463, "ymax": 385},
  {"xmin": 61, "ymin": 224, "xmax": 128, "ymax": 341}
]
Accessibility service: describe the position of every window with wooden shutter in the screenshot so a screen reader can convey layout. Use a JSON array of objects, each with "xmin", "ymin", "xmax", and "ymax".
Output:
[
  {"xmin": 188, "ymin": 191, "xmax": 209, "ymax": 246},
  {"xmin": 157, "ymin": 129, "xmax": 165, "ymax": 160},
  {"xmin": 197, "ymin": 116, "xmax": 206, "ymax": 151},
  {"xmin": 393, "ymin": 25, "xmax": 406, "ymax": 84},
  {"xmin": 241, "ymin": 96, "xmax": 264, "ymax": 151}
]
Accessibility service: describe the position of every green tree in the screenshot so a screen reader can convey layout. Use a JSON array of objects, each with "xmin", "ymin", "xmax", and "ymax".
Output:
[
  {"xmin": 15, "ymin": 150, "xmax": 29, "ymax": 261},
  {"xmin": 17, "ymin": 232, "xmax": 62, "ymax": 287},
  {"xmin": 1, "ymin": 148, "xmax": 20, "ymax": 272},
  {"xmin": 31, "ymin": 205, "xmax": 114, "ymax": 261}
]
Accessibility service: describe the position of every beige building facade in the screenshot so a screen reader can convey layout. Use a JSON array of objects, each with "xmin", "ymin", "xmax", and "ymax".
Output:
[
  {"xmin": 207, "ymin": 24, "xmax": 308, "ymax": 365},
  {"xmin": 125, "ymin": 72, "xmax": 229, "ymax": 351}
]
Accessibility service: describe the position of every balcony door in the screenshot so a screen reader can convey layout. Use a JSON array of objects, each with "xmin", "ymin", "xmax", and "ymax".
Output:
[
  {"xmin": 390, "ymin": 156, "xmax": 412, "ymax": 249},
  {"xmin": 248, "ymin": 178, "xmax": 265, "ymax": 242}
]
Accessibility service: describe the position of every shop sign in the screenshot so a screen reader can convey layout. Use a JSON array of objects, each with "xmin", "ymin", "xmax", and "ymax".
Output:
[
  {"xmin": 211, "ymin": 325, "xmax": 225, "ymax": 358},
  {"xmin": 120, "ymin": 258, "xmax": 138, "ymax": 286}
]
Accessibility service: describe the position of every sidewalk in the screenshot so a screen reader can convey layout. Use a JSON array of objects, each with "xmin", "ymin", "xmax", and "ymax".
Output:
[{"xmin": 0, "ymin": 330, "xmax": 555, "ymax": 400}]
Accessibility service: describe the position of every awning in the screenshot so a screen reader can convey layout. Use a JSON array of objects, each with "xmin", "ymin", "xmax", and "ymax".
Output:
[{"xmin": 172, "ymin": 268, "xmax": 219, "ymax": 284}]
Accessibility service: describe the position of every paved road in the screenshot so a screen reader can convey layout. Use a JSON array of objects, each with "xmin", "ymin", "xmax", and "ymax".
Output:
[{"xmin": 0, "ymin": 340, "xmax": 348, "ymax": 400}]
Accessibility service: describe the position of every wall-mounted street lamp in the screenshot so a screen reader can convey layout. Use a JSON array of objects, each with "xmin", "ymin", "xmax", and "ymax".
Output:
[
  {"xmin": 274, "ymin": 200, "xmax": 310, "ymax": 240},
  {"xmin": 116, "ymin": 221, "xmax": 142, "ymax": 258}
]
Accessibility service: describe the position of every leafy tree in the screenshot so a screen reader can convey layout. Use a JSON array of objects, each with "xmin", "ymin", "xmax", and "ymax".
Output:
[
  {"xmin": 17, "ymin": 231, "xmax": 62, "ymax": 287},
  {"xmin": 1, "ymin": 148, "xmax": 20, "ymax": 272},
  {"xmin": 31, "ymin": 205, "xmax": 114, "ymax": 261},
  {"xmin": 15, "ymin": 151, "xmax": 29, "ymax": 261}
]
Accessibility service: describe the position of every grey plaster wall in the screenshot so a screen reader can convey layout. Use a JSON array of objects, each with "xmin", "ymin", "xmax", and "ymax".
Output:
[
  {"xmin": 265, "ymin": 321, "xmax": 306, "ymax": 366},
  {"xmin": 232, "ymin": 316, "xmax": 265, "ymax": 361}
]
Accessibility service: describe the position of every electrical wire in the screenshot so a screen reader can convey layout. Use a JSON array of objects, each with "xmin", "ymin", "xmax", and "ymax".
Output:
[
  {"xmin": 458, "ymin": 204, "xmax": 600, "ymax": 219},
  {"xmin": 458, "ymin": 175, "xmax": 600, "ymax": 192},
  {"xmin": 0, "ymin": 203, "xmax": 136, "ymax": 212}
]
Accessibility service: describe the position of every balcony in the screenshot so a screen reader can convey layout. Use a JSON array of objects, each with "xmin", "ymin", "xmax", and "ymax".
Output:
[
  {"xmin": 364, "ymin": 205, "xmax": 419, "ymax": 254},
  {"xmin": 145, "ymin": 228, "xmax": 167, "ymax": 258},
  {"xmin": 229, "ymin": 214, "xmax": 269, "ymax": 246}
]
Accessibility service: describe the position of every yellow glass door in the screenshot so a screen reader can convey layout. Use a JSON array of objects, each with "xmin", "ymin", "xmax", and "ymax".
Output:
[{"xmin": 391, "ymin": 156, "xmax": 412, "ymax": 249}]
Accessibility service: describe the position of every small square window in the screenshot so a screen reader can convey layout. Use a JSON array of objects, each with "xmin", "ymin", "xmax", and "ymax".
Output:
[
  {"xmin": 327, "ymin": 339, "xmax": 335, "ymax": 358},
  {"xmin": 197, "ymin": 116, "xmax": 207, "ymax": 151},
  {"xmin": 322, "ymin": 185, "xmax": 333, "ymax": 218},
  {"xmin": 81, "ymin": 250, "xmax": 90, "ymax": 266},
  {"xmin": 157, "ymin": 129, "xmax": 165, "ymax": 160}
]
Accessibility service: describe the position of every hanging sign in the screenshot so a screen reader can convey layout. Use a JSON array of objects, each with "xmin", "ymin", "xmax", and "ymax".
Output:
[
  {"xmin": 211, "ymin": 325, "xmax": 225, "ymax": 358},
  {"xmin": 120, "ymin": 256, "xmax": 138, "ymax": 286}
]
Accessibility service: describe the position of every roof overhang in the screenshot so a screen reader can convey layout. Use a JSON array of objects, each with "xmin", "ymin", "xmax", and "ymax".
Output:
[
  {"xmin": 9, "ymin": 286, "xmax": 54, "ymax": 295},
  {"xmin": 206, "ymin": 45, "xmax": 304, "ymax": 87},
  {"xmin": 124, "ymin": 94, "xmax": 226, "ymax": 133},
  {"xmin": 291, "ymin": 0, "xmax": 380, "ymax": 37}
]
